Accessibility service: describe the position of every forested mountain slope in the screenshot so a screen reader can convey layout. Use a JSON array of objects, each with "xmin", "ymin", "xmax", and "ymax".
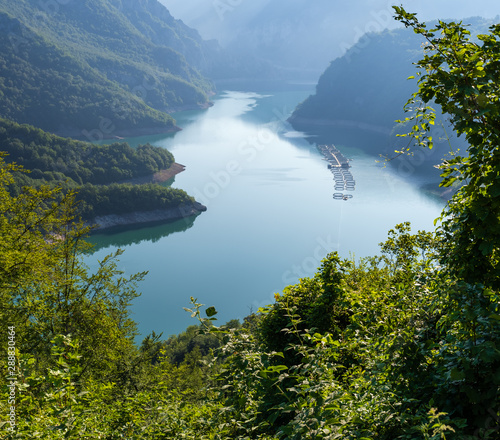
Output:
[
  {"xmin": 0, "ymin": 0, "xmax": 215, "ymax": 137},
  {"xmin": 290, "ymin": 28, "xmax": 422, "ymax": 132},
  {"xmin": 289, "ymin": 17, "xmax": 495, "ymax": 159}
]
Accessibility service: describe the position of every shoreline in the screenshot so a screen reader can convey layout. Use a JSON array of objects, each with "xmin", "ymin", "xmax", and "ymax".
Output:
[
  {"xmin": 90, "ymin": 202, "xmax": 207, "ymax": 231},
  {"xmin": 58, "ymin": 101, "xmax": 214, "ymax": 141},
  {"xmin": 167, "ymin": 100, "xmax": 214, "ymax": 113},
  {"xmin": 58, "ymin": 124, "xmax": 182, "ymax": 141},
  {"xmin": 89, "ymin": 163, "xmax": 202, "ymax": 231}
]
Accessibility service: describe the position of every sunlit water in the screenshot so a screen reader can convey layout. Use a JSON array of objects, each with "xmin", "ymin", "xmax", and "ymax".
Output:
[{"xmin": 88, "ymin": 89, "xmax": 444, "ymax": 338}]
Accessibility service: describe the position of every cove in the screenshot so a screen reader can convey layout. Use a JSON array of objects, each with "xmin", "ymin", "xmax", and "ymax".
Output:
[{"xmin": 88, "ymin": 88, "xmax": 445, "ymax": 338}]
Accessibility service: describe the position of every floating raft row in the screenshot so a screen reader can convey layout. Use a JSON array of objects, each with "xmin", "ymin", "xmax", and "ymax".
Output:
[
  {"xmin": 317, "ymin": 144, "xmax": 356, "ymax": 201},
  {"xmin": 318, "ymin": 144, "xmax": 350, "ymax": 168}
]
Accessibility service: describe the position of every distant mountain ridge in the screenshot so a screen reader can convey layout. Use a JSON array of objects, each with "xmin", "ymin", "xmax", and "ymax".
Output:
[
  {"xmin": 162, "ymin": 0, "xmax": 500, "ymax": 83},
  {"xmin": 0, "ymin": 0, "xmax": 216, "ymax": 138}
]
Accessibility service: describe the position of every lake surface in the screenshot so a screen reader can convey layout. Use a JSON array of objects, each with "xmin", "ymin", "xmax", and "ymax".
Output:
[{"xmin": 89, "ymin": 88, "xmax": 444, "ymax": 338}]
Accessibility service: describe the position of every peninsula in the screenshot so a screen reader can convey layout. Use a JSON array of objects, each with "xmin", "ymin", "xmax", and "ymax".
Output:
[{"xmin": 0, "ymin": 118, "xmax": 206, "ymax": 228}]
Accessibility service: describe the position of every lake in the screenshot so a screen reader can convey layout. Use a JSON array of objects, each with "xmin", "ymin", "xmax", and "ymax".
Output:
[{"xmin": 88, "ymin": 88, "xmax": 445, "ymax": 338}]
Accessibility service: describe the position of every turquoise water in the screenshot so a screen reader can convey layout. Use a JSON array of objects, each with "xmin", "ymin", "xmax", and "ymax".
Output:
[{"xmin": 88, "ymin": 89, "xmax": 444, "ymax": 338}]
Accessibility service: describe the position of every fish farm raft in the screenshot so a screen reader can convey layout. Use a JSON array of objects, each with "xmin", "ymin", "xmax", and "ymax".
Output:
[{"xmin": 317, "ymin": 144, "xmax": 355, "ymax": 201}]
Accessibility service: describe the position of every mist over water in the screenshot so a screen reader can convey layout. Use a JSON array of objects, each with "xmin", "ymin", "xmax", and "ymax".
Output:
[{"xmin": 89, "ymin": 89, "xmax": 444, "ymax": 337}]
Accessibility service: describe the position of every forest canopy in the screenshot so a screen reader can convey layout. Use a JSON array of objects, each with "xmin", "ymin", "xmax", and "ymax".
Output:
[
  {"xmin": 0, "ymin": 118, "xmax": 195, "ymax": 220},
  {"xmin": 0, "ymin": 0, "xmax": 214, "ymax": 136}
]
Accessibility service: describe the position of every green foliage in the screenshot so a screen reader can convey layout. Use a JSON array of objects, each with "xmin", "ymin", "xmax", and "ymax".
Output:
[
  {"xmin": 0, "ymin": 156, "xmax": 143, "ymax": 382},
  {"xmin": 1, "ymin": 156, "xmax": 499, "ymax": 437},
  {"xmin": 196, "ymin": 223, "xmax": 500, "ymax": 439},
  {"xmin": 0, "ymin": 117, "xmax": 197, "ymax": 220},
  {"xmin": 76, "ymin": 183, "xmax": 194, "ymax": 219},
  {"xmin": 158, "ymin": 324, "xmax": 227, "ymax": 367},
  {"xmin": 0, "ymin": 118, "xmax": 174, "ymax": 185},
  {"xmin": 430, "ymin": 282, "xmax": 500, "ymax": 427},
  {"xmin": 0, "ymin": 154, "xmax": 221, "ymax": 439},
  {"xmin": 258, "ymin": 253, "xmax": 351, "ymax": 357},
  {"xmin": 1, "ymin": 335, "xmax": 223, "ymax": 439},
  {"xmin": 0, "ymin": 0, "xmax": 214, "ymax": 135},
  {"xmin": 393, "ymin": 7, "xmax": 500, "ymax": 289}
]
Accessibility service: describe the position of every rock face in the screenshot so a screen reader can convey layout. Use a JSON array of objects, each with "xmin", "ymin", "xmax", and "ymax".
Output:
[{"xmin": 92, "ymin": 202, "xmax": 207, "ymax": 230}]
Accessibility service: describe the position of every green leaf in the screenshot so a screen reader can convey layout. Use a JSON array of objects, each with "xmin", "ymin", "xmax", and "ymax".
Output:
[
  {"xmin": 450, "ymin": 368, "xmax": 466, "ymax": 381},
  {"xmin": 205, "ymin": 306, "xmax": 217, "ymax": 317}
]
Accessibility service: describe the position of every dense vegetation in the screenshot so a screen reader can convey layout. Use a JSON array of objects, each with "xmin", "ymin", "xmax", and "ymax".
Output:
[
  {"xmin": 0, "ymin": 118, "xmax": 195, "ymax": 220},
  {"xmin": 76, "ymin": 183, "xmax": 194, "ymax": 219},
  {"xmin": 289, "ymin": 27, "xmax": 423, "ymax": 130},
  {"xmin": 0, "ymin": 119, "xmax": 174, "ymax": 184},
  {"xmin": 0, "ymin": 10, "xmax": 499, "ymax": 439},
  {"xmin": 0, "ymin": 0, "xmax": 214, "ymax": 136},
  {"xmin": 288, "ymin": 17, "xmax": 495, "ymax": 171}
]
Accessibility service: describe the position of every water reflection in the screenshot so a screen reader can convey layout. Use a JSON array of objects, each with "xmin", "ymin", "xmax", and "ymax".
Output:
[{"xmin": 88, "ymin": 215, "xmax": 198, "ymax": 252}]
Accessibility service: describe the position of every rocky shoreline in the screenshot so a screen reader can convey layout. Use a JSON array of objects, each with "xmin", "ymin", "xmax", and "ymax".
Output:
[
  {"xmin": 89, "ymin": 163, "xmax": 205, "ymax": 231},
  {"xmin": 90, "ymin": 202, "xmax": 207, "ymax": 231}
]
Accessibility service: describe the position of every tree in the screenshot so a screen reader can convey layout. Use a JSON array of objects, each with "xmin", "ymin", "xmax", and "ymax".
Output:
[
  {"xmin": 0, "ymin": 154, "xmax": 65, "ymax": 325},
  {"xmin": 0, "ymin": 154, "xmax": 146, "ymax": 383},
  {"xmin": 393, "ymin": 6, "xmax": 500, "ymax": 288},
  {"xmin": 0, "ymin": 155, "xmax": 220, "ymax": 438},
  {"xmin": 392, "ymin": 8, "xmax": 500, "ymax": 429}
]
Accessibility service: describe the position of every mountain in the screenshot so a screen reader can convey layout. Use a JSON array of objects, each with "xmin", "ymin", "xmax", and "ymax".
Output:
[
  {"xmin": 289, "ymin": 27, "xmax": 422, "ymax": 135},
  {"xmin": 0, "ymin": 0, "xmax": 216, "ymax": 138},
  {"xmin": 165, "ymin": 0, "xmax": 359, "ymax": 81},
  {"xmin": 161, "ymin": 0, "xmax": 500, "ymax": 82},
  {"xmin": 288, "ymin": 18, "xmax": 496, "ymax": 178},
  {"xmin": 219, "ymin": 0, "xmax": 359, "ymax": 80}
]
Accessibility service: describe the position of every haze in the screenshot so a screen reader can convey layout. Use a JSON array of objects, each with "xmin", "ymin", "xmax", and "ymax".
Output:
[{"xmin": 161, "ymin": 0, "xmax": 500, "ymax": 76}]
